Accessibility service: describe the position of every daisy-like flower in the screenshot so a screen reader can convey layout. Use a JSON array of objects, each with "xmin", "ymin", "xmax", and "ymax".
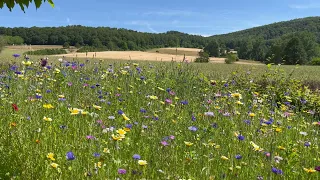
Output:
[
  {"xmin": 47, "ymin": 153, "xmax": 55, "ymax": 161},
  {"xmin": 43, "ymin": 116, "xmax": 53, "ymax": 122},
  {"xmin": 149, "ymin": 95, "xmax": 158, "ymax": 100},
  {"xmin": 43, "ymin": 104, "xmax": 54, "ymax": 109},
  {"xmin": 122, "ymin": 113, "xmax": 130, "ymax": 121},
  {"xmin": 184, "ymin": 141, "xmax": 193, "ymax": 147},
  {"xmin": 93, "ymin": 104, "xmax": 102, "ymax": 110},
  {"xmin": 249, "ymin": 113, "xmax": 256, "ymax": 117},
  {"xmin": 303, "ymin": 168, "xmax": 316, "ymax": 173},
  {"xmin": 51, "ymin": 163, "xmax": 59, "ymax": 168},
  {"xmin": 116, "ymin": 128, "xmax": 127, "ymax": 136},
  {"xmin": 231, "ymin": 93, "xmax": 242, "ymax": 99},
  {"xmin": 138, "ymin": 160, "xmax": 147, "ymax": 166}
]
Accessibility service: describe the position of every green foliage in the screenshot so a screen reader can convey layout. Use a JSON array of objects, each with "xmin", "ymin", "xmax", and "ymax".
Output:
[
  {"xmin": 283, "ymin": 37, "xmax": 307, "ymax": 65},
  {"xmin": 24, "ymin": 48, "xmax": 67, "ymax": 55},
  {"xmin": 195, "ymin": 51, "xmax": 209, "ymax": 63},
  {"xmin": 204, "ymin": 41, "xmax": 220, "ymax": 57},
  {"xmin": 63, "ymin": 42, "xmax": 70, "ymax": 49},
  {"xmin": 225, "ymin": 54, "xmax": 237, "ymax": 64},
  {"xmin": 0, "ymin": 36, "xmax": 4, "ymax": 53},
  {"xmin": 2, "ymin": 36, "xmax": 24, "ymax": 45},
  {"xmin": 311, "ymin": 57, "xmax": 320, "ymax": 65},
  {"xmin": 0, "ymin": 0, "xmax": 54, "ymax": 12}
]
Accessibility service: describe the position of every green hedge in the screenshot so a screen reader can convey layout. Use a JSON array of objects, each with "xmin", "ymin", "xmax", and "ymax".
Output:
[{"xmin": 24, "ymin": 49, "xmax": 67, "ymax": 55}]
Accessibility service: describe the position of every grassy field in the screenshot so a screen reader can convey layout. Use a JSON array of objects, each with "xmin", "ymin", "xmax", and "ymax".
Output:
[{"xmin": 0, "ymin": 54, "xmax": 319, "ymax": 179}]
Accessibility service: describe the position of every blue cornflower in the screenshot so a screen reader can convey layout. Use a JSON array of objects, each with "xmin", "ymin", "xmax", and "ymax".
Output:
[
  {"xmin": 188, "ymin": 126, "xmax": 198, "ymax": 132},
  {"xmin": 237, "ymin": 135, "xmax": 245, "ymax": 141},
  {"xmin": 132, "ymin": 154, "xmax": 141, "ymax": 160},
  {"xmin": 66, "ymin": 151, "xmax": 75, "ymax": 160}
]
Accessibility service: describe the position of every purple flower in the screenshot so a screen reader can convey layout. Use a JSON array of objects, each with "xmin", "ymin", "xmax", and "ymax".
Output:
[
  {"xmin": 140, "ymin": 108, "xmax": 147, "ymax": 113},
  {"xmin": 118, "ymin": 110, "xmax": 124, "ymax": 115},
  {"xmin": 161, "ymin": 141, "xmax": 169, "ymax": 146},
  {"xmin": 132, "ymin": 154, "xmax": 141, "ymax": 160},
  {"xmin": 93, "ymin": 153, "xmax": 100, "ymax": 157},
  {"xmin": 86, "ymin": 135, "xmax": 95, "ymax": 140},
  {"xmin": 271, "ymin": 167, "xmax": 283, "ymax": 175},
  {"xmin": 188, "ymin": 126, "xmax": 198, "ymax": 132},
  {"xmin": 304, "ymin": 142, "xmax": 311, "ymax": 147},
  {"xmin": 165, "ymin": 99, "xmax": 172, "ymax": 104},
  {"xmin": 244, "ymin": 120, "xmax": 251, "ymax": 125},
  {"xmin": 191, "ymin": 115, "xmax": 196, "ymax": 121},
  {"xmin": 13, "ymin": 54, "xmax": 20, "ymax": 58},
  {"xmin": 66, "ymin": 151, "xmax": 75, "ymax": 160},
  {"xmin": 118, "ymin": 169, "xmax": 127, "ymax": 174},
  {"xmin": 237, "ymin": 135, "xmax": 245, "ymax": 141},
  {"xmin": 315, "ymin": 166, "xmax": 320, "ymax": 172},
  {"xmin": 125, "ymin": 124, "xmax": 133, "ymax": 129},
  {"xmin": 204, "ymin": 112, "xmax": 214, "ymax": 117},
  {"xmin": 169, "ymin": 135, "xmax": 175, "ymax": 139},
  {"xmin": 142, "ymin": 125, "xmax": 148, "ymax": 129},
  {"xmin": 180, "ymin": 100, "xmax": 188, "ymax": 105},
  {"xmin": 235, "ymin": 154, "xmax": 242, "ymax": 159}
]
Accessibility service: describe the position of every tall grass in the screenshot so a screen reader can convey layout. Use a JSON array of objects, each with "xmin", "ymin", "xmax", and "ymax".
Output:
[{"xmin": 0, "ymin": 56, "xmax": 319, "ymax": 179}]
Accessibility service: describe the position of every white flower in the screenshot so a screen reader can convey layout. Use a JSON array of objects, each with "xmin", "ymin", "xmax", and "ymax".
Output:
[{"xmin": 300, "ymin": 132, "xmax": 308, "ymax": 136}]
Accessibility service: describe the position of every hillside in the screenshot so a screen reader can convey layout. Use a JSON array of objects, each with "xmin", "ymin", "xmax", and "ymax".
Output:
[{"xmin": 211, "ymin": 16, "xmax": 320, "ymax": 46}]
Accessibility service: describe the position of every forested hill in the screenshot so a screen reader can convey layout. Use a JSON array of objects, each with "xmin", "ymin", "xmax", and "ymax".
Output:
[
  {"xmin": 210, "ymin": 17, "xmax": 320, "ymax": 47},
  {"xmin": 0, "ymin": 26, "xmax": 208, "ymax": 50}
]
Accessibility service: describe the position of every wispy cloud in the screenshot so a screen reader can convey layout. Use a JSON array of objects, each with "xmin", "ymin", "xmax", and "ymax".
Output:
[
  {"xmin": 289, "ymin": 3, "xmax": 320, "ymax": 9},
  {"xmin": 128, "ymin": 21, "xmax": 159, "ymax": 33}
]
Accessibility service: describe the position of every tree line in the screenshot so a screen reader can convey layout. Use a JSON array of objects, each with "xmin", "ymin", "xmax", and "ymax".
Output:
[{"xmin": 2, "ymin": 17, "xmax": 320, "ymax": 65}]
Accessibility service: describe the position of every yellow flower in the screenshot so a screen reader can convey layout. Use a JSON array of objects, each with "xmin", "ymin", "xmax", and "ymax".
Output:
[
  {"xmin": 51, "ymin": 163, "xmax": 58, "ymax": 168},
  {"xmin": 69, "ymin": 108, "xmax": 80, "ymax": 115},
  {"xmin": 93, "ymin": 104, "xmax": 102, "ymax": 110},
  {"xmin": 249, "ymin": 113, "xmax": 255, "ymax": 117},
  {"xmin": 58, "ymin": 95, "xmax": 65, "ymax": 98},
  {"xmin": 250, "ymin": 141, "xmax": 263, "ymax": 151},
  {"xmin": 149, "ymin": 95, "xmax": 158, "ymax": 100},
  {"xmin": 103, "ymin": 148, "xmax": 110, "ymax": 153},
  {"xmin": 184, "ymin": 141, "xmax": 193, "ymax": 147},
  {"xmin": 22, "ymin": 61, "xmax": 32, "ymax": 66},
  {"xmin": 43, "ymin": 104, "xmax": 54, "ymax": 109},
  {"xmin": 81, "ymin": 111, "xmax": 89, "ymax": 115},
  {"xmin": 236, "ymin": 166, "xmax": 241, "ymax": 169},
  {"xmin": 278, "ymin": 146, "xmax": 286, "ymax": 150},
  {"xmin": 138, "ymin": 160, "xmax": 147, "ymax": 166},
  {"xmin": 47, "ymin": 153, "xmax": 55, "ymax": 161},
  {"xmin": 303, "ymin": 168, "xmax": 316, "ymax": 173},
  {"xmin": 43, "ymin": 116, "xmax": 53, "ymax": 122},
  {"xmin": 231, "ymin": 93, "xmax": 242, "ymax": 99},
  {"xmin": 116, "ymin": 129, "xmax": 127, "ymax": 135},
  {"xmin": 275, "ymin": 128, "xmax": 282, "ymax": 133},
  {"xmin": 122, "ymin": 113, "xmax": 130, "ymax": 121},
  {"xmin": 112, "ymin": 134, "xmax": 125, "ymax": 141},
  {"xmin": 221, "ymin": 156, "xmax": 229, "ymax": 160},
  {"xmin": 236, "ymin": 101, "xmax": 243, "ymax": 105},
  {"xmin": 54, "ymin": 68, "xmax": 60, "ymax": 73}
]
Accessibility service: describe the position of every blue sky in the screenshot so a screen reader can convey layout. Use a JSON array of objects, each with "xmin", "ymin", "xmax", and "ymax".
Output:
[{"xmin": 0, "ymin": 0, "xmax": 320, "ymax": 36}]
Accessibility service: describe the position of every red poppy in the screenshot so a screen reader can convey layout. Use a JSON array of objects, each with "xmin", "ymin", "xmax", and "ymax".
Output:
[{"xmin": 12, "ymin": 104, "xmax": 19, "ymax": 111}]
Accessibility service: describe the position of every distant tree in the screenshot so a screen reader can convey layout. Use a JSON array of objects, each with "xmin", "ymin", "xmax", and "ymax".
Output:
[
  {"xmin": 238, "ymin": 40, "xmax": 253, "ymax": 60},
  {"xmin": 63, "ymin": 42, "xmax": 70, "ymax": 49},
  {"xmin": 195, "ymin": 50, "xmax": 210, "ymax": 63},
  {"xmin": 204, "ymin": 41, "xmax": 220, "ymax": 57},
  {"xmin": 0, "ymin": 0, "xmax": 54, "ymax": 12},
  {"xmin": 251, "ymin": 40, "xmax": 267, "ymax": 61},
  {"xmin": 75, "ymin": 43, "xmax": 81, "ymax": 48},
  {"xmin": 283, "ymin": 37, "xmax": 307, "ymax": 65},
  {"xmin": 92, "ymin": 38, "xmax": 103, "ymax": 48},
  {"xmin": 127, "ymin": 41, "xmax": 138, "ymax": 50},
  {"xmin": 0, "ymin": 36, "xmax": 5, "ymax": 53}
]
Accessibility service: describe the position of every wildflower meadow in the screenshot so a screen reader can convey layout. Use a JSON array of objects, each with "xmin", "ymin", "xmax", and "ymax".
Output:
[{"xmin": 0, "ymin": 56, "xmax": 319, "ymax": 180}]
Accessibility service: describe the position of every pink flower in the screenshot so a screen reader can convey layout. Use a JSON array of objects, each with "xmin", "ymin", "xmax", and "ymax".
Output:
[{"xmin": 161, "ymin": 141, "xmax": 169, "ymax": 146}]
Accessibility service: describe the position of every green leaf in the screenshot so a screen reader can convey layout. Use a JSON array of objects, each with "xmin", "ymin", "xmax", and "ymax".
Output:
[
  {"xmin": 47, "ymin": 0, "xmax": 54, "ymax": 8},
  {"xmin": 18, "ymin": 3, "xmax": 25, "ymax": 12},
  {"xmin": 34, "ymin": 0, "xmax": 42, "ymax": 8}
]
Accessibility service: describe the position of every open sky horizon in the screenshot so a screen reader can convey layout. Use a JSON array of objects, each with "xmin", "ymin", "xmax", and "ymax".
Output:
[{"xmin": 0, "ymin": 0, "xmax": 320, "ymax": 36}]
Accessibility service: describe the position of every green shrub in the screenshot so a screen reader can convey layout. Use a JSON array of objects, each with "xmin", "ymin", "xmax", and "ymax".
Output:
[
  {"xmin": 195, "ymin": 51, "xmax": 209, "ymax": 63},
  {"xmin": 225, "ymin": 54, "xmax": 237, "ymax": 64},
  {"xmin": 310, "ymin": 57, "xmax": 320, "ymax": 65},
  {"xmin": 63, "ymin": 42, "xmax": 70, "ymax": 49},
  {"xmin": 24, "ymin": 49, "xmax": 67, "ymax": 55}
]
